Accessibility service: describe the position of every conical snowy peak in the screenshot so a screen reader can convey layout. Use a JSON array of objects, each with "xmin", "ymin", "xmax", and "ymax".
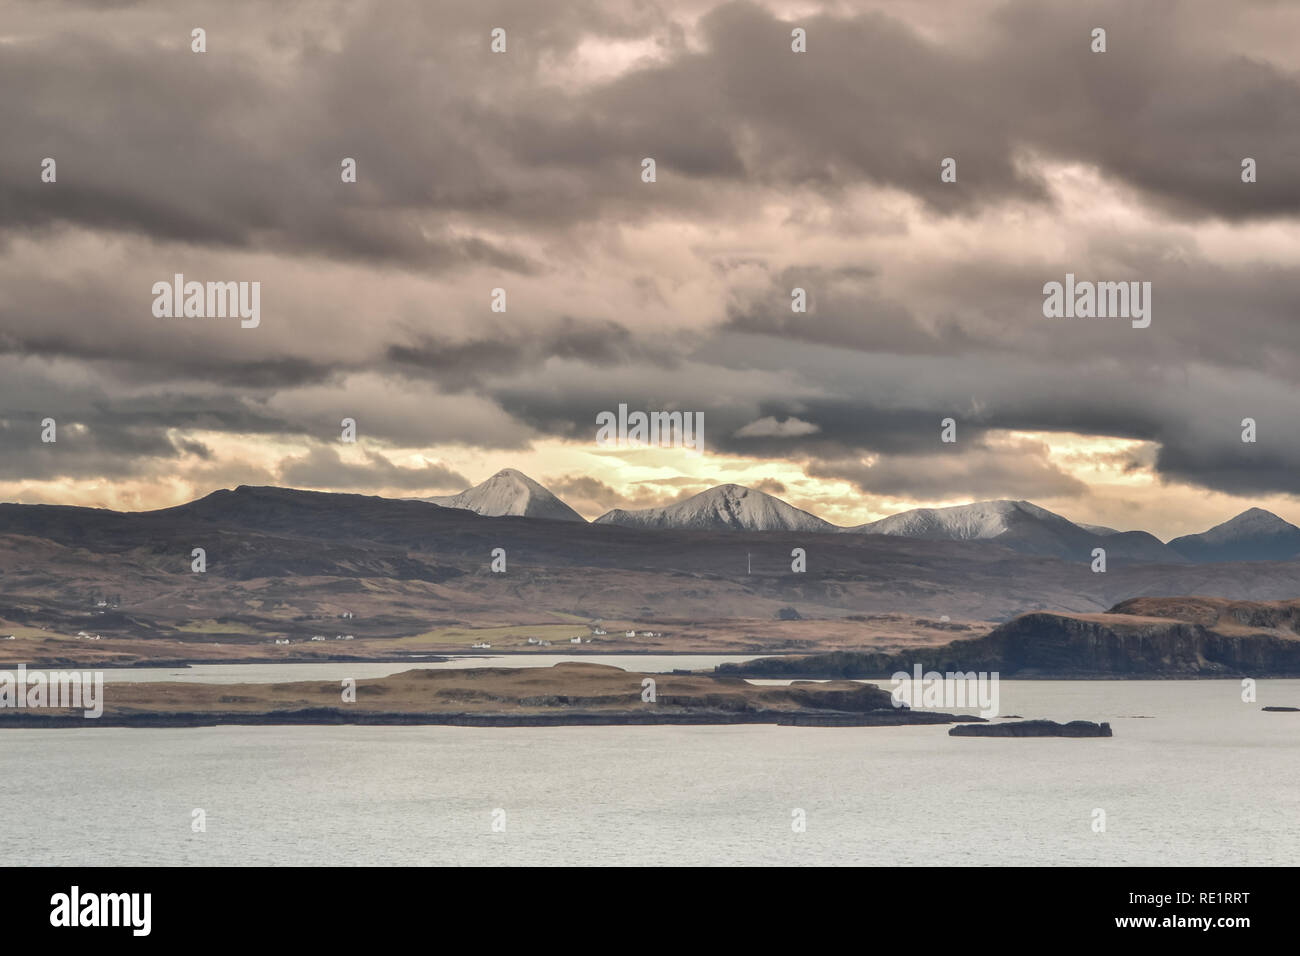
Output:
[
  {"xmin": 425, "ymin": 469, "xmax": 585, "ymax": 522},
  {"xmin": 1207, "ymin": 508, "xmax": 1295, "ymax": 538},
  {"xmin": 594, "ymin": 483, "xmax": 837, "ymax": 533},
  {"xmin": 1169, "ymin": 508, "xmax": 1300, "ymax": 562}
]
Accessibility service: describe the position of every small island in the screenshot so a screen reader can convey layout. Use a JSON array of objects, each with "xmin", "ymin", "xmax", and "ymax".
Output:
[
  {"xmin": 949, "ymin": 719, "xmax": 1112, "ymax": 738},
  {"xmin": 0, "ymin": 663, "xmax": 984, "ymax": 729}
]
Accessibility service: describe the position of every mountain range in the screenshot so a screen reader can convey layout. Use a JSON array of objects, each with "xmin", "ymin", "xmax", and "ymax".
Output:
[
  {"xmin": 6, "ymin": 481, "xmax": 1300, "ymax": 652},
  {"xmin": 428, "ymin": 470, "xmax": 1300, "ymax": 564}
]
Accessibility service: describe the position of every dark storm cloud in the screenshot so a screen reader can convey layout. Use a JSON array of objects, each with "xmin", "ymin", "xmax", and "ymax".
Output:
[
  {"xmin": 806, "ymin": 444, "xmax": 1088, "ymax": 502},
  {"xmin": 278, "ymin": 445, "xmax": 467, "ymax": 492},
  {"xmin": 721, "ymin": 266, "xmax": 969, "ymax": 357},
  {"xmin": 0, "ymin": 417, "xmax": 190, "ymax": 480},
  {"xmin": 5, "ymin": 0, "xmax": 1296, "ymax": 269},
  {"xmin": 387, "ymin": 317, "xmax": 678, "ymax": 390},
  {"xmin": 0, "ymin": 12, "xmax": 535, "ymax": 271}
]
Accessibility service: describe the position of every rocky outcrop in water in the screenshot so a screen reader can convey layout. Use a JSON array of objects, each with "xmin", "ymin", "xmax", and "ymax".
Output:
[{"xmin": 949, "ymin": 719, "xmax": 1112, "ymax": 737}]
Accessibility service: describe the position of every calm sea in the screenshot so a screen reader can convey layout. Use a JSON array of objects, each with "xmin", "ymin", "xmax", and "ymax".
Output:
[
  {"xmin": 3, "ymin": 677, "xmax": 1296, "ymax": 865},
  {"xmin": 97, "ymin": 654, "xmax": 763, "ymax": 683}
]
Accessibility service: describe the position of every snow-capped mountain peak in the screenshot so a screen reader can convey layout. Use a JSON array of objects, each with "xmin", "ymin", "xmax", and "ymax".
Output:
[
  {"xmin": 593, "ymin": 483, "xmax": 836, "ymax": 533},
  {"xmin": 1198, "ymin": 507, "xmax": 1295, "ymax": 542},
  {"xmin": 1168, "ymin": 508, "xmax": 1300, "ymax": 562},
  {"xmin": 845, "ymin": 499, "xmax": 1181, "ymax": 563},
  {"xmin": 425, "ymin": 469, "xmax": 585, "ymax": 522},
  {"xmin": 848, "ymin": 499, "xmax": 1071, "ymax": 540}
]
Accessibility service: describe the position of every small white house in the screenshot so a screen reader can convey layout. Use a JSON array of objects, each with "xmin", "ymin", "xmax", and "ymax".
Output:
[
  {"xmin": 274, "ymin": 638, "xmax": 290, "ymax": 645},
  {"xmin": 569, "ymin": 636, "xmax": 582, "ymax": 644},
  {"xmin": 472, "ymin": 641, "xmax": 492, "ymax": 649},
  {"xmin": 310, "ymin": 635, "xmax": 326, "ymax": 642},
  {"xmin": 625, "ymin": 630, "xmax": 636, "ymax": 638}
]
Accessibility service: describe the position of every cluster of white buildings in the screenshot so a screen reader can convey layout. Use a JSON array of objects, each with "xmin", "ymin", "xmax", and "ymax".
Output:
[
  {"xmin": 276, "ymin": 634, "xmax": 352, "ymax": 645},
  {"xmin": 583, "ymin": 622, "xmax": 662, "ymax": 641}
]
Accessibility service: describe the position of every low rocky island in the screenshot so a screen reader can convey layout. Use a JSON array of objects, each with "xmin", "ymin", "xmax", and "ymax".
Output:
[
  {"xmin": 949, "ymin": 719, "xmax": 1112, "ymax": 738},
  {"xmin": 0, "ymin": 662, "xmax": 982, "ymax": 729}
]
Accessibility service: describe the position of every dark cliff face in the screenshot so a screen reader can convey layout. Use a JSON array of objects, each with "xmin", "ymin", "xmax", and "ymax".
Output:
[
  {"xmin": 718, "ymin": 602, "xmax": 1300, "ymax": 678},
  {"xmin": 928, "ymin": 613, "xmax": 1297, "ymax": 676},
  {"xmin": 1110, "ymin": 596, "xmax": 1300, "ymax": 634}
]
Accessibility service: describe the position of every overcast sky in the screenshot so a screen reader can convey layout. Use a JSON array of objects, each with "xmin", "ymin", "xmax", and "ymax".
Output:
[{"xmin": 3, "ymin": 0, "xmax": 1300, "ymax": 538}]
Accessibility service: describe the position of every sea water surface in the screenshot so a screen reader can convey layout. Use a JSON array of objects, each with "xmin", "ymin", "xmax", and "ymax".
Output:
[
  {"xmin": 2, "ymin": 678, "xmax": 1296, "ymax": 866},
  {"xmin": 97, "ymin": 654, "xmax": 761, "ymax": 683}
]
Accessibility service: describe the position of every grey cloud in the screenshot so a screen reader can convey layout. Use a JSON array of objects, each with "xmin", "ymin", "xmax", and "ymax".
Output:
[
  {"xmin": 807, "ymin": 442, "xmax": 1088, "ymax": 501},
  {"xmin": 278, "ymin": 445, "xmax": 468, "ymax": 492},
  {"xmin": 2, "ymin": 0, "xmax": 1297, "ymax": 281}
]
